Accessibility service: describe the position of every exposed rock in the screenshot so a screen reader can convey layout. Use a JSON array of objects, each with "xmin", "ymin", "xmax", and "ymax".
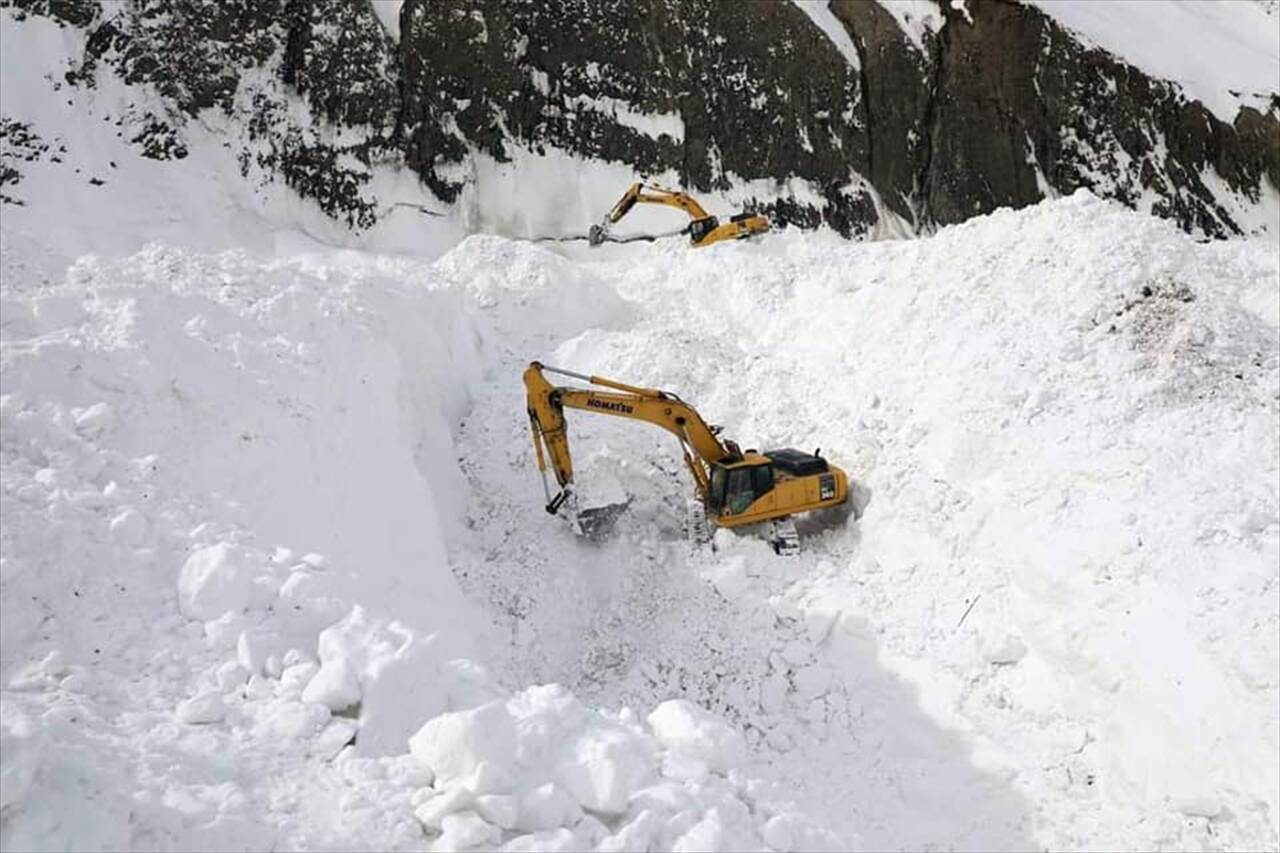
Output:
[{"xmin": 3, "ymin": 0, "xmax": 1276, "ymax": 238}]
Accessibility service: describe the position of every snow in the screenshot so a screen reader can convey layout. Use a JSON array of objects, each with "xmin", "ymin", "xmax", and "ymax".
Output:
[
  {"xmin": 564, "ymin": 95, "xmax": 684, "ymax": 143},
  {"xmin": 370, "ymin": 0, "xmax": 404, "ymax": 42},
  {"xmin": 3, "ymin": 6, "xmax": 1279, "ymax": 851},
  {"xmin": 648, "ymin": 701, "xmax": 747, "ymax": 774},
  {"xmin": 1031, "ymin": 0, "xmax": 1280, "ymax": 121},
  {"xmin": 875, "ymin": 0, "xmax": 946, "ymax": 55},
  {"xmin": 792, "ymin": 1, "xmax": 862, "ymax": 70}
]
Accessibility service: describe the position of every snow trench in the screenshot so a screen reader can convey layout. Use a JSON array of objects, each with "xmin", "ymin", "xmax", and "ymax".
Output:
[{"xmin": 2, "ymin": 192, "xmax": 1278, "ymax": 852}]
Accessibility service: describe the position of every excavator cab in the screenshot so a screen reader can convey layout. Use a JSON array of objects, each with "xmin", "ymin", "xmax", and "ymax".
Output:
[
  {"xmin": 707, "ymin": 459, "xmax": 774, "ymax": 517},
  {"xmin": 688, "ymin": 216, "xmax": 720, "ymax": 245}
]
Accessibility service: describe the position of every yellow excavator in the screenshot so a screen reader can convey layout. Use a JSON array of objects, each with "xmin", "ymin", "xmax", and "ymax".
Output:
[
  {"xmin": 588, "ymin": 182, "xmax": 770, "ymax": 248},
  {"xmin": 524, "ymin": 362, "xmax": 851, "ymax": 554}
]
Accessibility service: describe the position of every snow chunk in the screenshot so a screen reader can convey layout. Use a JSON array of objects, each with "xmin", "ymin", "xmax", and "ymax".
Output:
[
  {"xmin": 474, "ymin": 794, "xmax": 519, "ymax": 830},
  {"xmin": 671, "ymin": 809, "xmax": 724, "ymax": 852},
  {"xmin": 72, "ymin": 402, "xmax": 114, "ymax": 438},
  {"xmin": 307, "ymin": 607, "xmax": 496, "ymax": 755},
  {"xmin": 301, "ymin": 656, "xmax": 360, "ymax": 712},
  {"xmin": 176, "ymin": 691, "xmax": 226, "ymax": 724},
  {"xmin": 647, "ymin": 700, "xmax": 746, "ymax": 773},
  {"xmin": 439, "ymin": 810, "xmax": 501, "ymax": 849},
  {"xmin": 516, "ymin": 783, "xmax": 582, "ymax": 832},
  {"xmin": 409, "ymin": 700, "xmax": 517, "ymax": 786},
  {"xmin": 558, "ymin": 726, "xmax": 654, "ymax": 815},
  {"xmin": 414, "ymin": 786, "xmax": 472, "ymax": 829},
  {"xmin": 178, "ymin": 543, "xmax": 253, "ymax": 620}
]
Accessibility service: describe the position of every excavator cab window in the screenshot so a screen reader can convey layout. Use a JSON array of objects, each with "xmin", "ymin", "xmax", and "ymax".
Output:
[
  {"xmin": 708, "ymin": 465, "xmax": 728, "ymax": 513},
  {"xmin": 726, "ymin": 468, "xmax": 754, "ymax": 515},
  {"xmin": 752, "ymin": 464, "xmax": 774, "ymax": 498},
  {"xmin": 708, "ymin": 462, "xmax": 773, "ymax": 516},
  {"xmin": 688, "ymin": 216, "xmax": 719, "ymax": 245}
]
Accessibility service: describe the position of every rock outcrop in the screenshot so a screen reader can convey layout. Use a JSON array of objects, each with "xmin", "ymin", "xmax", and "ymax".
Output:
[{"xmin": 2, "ymin": 0, "xmax": 1276, "ymax": 238}]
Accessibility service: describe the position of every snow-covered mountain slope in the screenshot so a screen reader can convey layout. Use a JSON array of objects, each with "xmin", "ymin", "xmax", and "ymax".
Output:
[
  {"xmin": 3, "ymin": 186, "xmax": 1277, "ymax": 851},
  {"xmin": 3, "ymin": 0, "xmax": 1277, "ymax": 244},
  {"xmin": 1029, "ymin": 0, "xmax": 1280, "ymax": 122}
]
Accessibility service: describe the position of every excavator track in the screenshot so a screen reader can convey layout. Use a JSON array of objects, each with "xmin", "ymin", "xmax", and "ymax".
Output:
[{"xmin": 768, "ymin": 517, "xmax": 801, "ymax": 556}]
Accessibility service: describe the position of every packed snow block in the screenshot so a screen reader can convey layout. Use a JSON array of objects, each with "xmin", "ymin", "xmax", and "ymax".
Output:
[
  {"xmin": 360, "ymin": 640, "xmax": 499, "ymax": 757},
  {"xmin": 414, "ymin": 786, "xmax": 473, "ymax": 830},
  {"xmin": 558, "ymin": 726, "xmax": 656, "ymax": 815},
  {"xmin": 257, "ymin": 700, "xmax": 331, "ymax": 742},
  {"xmin": 301, "ymin": 656, "xmax": 360, "ymax": 712},
  {"xmin": 215, "ymin": 660, "xmax": 249, "ymax": 691},
  {"xmin": 314, "ymin": 717, "xmax": 360, "ymax": 758},
  {"xmin": 178, "ymin": 543, "xmax": 253, "ymax": 621},
  {"xmin": 647, "ymin": 700, "xmax": 746, "ymax": 773},
  {"xmin": 671, "ymin": 808, "xmax": 725, "ymax": 852},
  {"xmin": 599, "ymin": 809, "xmax": 665, "ymax": 852},
  {"xmin": 474, "ymin": 794, "xmax": 519, "ymax": 830},
  {"xmin": 514, "ymin": 783, "xmax": 582, "ymax": 832},
  {"xmin": 410, "ymin": 700, "xmax": 518, "ymax": 786},
  {"xmin": 176, "ymin": 690, "xmax": 226, "ymax": 724},
  {"xmin": 305, "ymin": 607, "xmax": 500, "ymax": 755},
  {"xmin": 503, "ymin": 684, "xmax": 657, "ymax": 815},
  {"xmin": 438, "ymin": 810, "xmax": 502, "ymax": 849}
]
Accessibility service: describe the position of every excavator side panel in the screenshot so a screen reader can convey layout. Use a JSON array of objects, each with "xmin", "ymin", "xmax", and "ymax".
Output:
[
  {"xmin": 711, "ymin": 467, "xmax": 848, "ymax": 529},
  {"xmin": 695, "ymin": 214, "xmax": 770, "ymax": 248}
]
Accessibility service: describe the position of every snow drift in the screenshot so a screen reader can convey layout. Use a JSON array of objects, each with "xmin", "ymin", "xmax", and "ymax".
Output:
[
  {"xmin": 0, "ymin": 239, "xmax": 841, "ymax": 851},
  {"xmin": 1, "ymin": 130, "xmax": 1277, "ymax": 851}
]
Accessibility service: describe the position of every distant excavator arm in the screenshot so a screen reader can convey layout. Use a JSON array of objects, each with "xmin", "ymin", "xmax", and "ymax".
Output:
[
  {"xmin": 589, "ymin": 182, "xmax": 769, "ymax": 248},
  {"xmin": 603, "ymin": 182, "xmax": 712, "ymax": 225},
  {"xmin": 525, "ymin": 361, "xmax": 735, "ymax": 513}
]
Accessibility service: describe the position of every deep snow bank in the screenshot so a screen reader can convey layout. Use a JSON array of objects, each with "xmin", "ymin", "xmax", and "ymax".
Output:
[
  {"xmin": 447, "ymin": 190, "xmax": 1280, "ymax": 851},
  {"xmin": 0, "ymin": 238, "xmax": 842, "ymax": 851}
]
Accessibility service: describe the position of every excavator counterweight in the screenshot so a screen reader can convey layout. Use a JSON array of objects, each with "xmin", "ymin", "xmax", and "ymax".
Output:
[
  {"xmin": 589, "ymin": 182, "xmax": 770, "ymax": 249},
  {"xmin": 524, "ymin": 362, "xmax": 853, "ymax": 553}
]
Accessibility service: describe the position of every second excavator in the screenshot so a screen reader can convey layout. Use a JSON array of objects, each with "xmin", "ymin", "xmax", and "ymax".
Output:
[
  {"xmin": 524, "ymin": 362, "xmax": 853, "ymax": 554},
  {"xmin": 588, "ymin": 182, "xmax": 770, "ymax": 249}
]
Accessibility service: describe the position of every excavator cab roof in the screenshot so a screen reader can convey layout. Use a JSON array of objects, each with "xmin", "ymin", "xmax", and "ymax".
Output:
[{"xmin": 713, "ymin": 449, "xmax": 828, "ymax": 476}]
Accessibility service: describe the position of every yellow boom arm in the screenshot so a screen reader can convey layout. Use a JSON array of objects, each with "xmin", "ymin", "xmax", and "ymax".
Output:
[
  {"xmin": 604, "ymin": 182, "xmax": 712, "ymax": 224},
  {"xmin": 524, "ymin": 361, "xmax": 738, "ymax": 513}
]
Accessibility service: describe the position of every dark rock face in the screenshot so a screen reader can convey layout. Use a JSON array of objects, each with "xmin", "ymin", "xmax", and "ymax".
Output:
[
  {"xmin": 398, "ymin": 0, "xmax": 876, "ymax": 231},
  {"xmin": 832, "ymin": 0, "xmax": 1280, "ymax": 237},
  {"xmin": 2, "ymin": 0, "xmax": 1276, "ymax": 239}
]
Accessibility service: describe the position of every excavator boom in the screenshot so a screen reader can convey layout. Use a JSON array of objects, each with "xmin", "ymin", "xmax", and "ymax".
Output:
[
  {"xmin": 525, "ymin": 362, "xmax": 730, "ymax": 511},
  {"xmin": 589, "ymin": 182, "xmax": 769, "ymax": 249}
]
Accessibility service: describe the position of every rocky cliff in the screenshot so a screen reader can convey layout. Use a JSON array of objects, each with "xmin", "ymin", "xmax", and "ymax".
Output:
[{"xmin": 3, "ymin": 0, "xmax": 1277, "ymax": 239}]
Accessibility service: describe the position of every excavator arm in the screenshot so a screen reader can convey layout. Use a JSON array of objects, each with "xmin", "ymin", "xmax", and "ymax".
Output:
[
  {"xmin": 524, "ymin": 361, "xmax": 736, "ymax": 515},
  {"xmin": 602, "ymin": 182, "xmax": 712, "ymax": 225},
  {"xmin": 588, "ymin": 182, "xmax": 769, "ymax": 248}
]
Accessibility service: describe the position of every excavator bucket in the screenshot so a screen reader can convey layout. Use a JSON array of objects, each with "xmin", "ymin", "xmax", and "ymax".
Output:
[
  {"xmin": 570, "ymin": 470, "xmax": 631, "ymax": 541},
  {"xmin": 574, "ymin": 498, "xmax": 632, "ymax": 541}
]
